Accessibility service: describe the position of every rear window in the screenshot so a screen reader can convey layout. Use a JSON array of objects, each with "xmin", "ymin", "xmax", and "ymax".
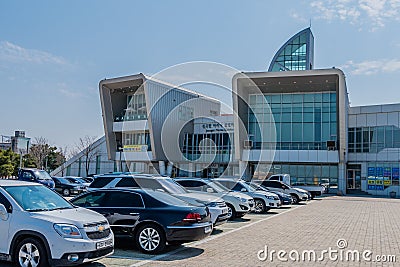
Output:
[
  {"xmin": 115, "ymin": 178, "xmax": 139, "ymax": 187},
  {"xmin": 89, "ymin": 177, "xmax": 115, "ymax": 188}
]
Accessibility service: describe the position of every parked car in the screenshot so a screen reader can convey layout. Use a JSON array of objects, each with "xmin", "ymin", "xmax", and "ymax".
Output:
[
  {"xmin": 65, "ymin": 176, "xmax": 92, "ymax": 188},
  {"xmin": 214, "ymin": 178, "xmax": 281, "ymax": 213},
  {"xmin": 174, "ymin": 178, "xmax": 255, "ymax": 219},
  {"xmin": 88, "ymin": 174, "xmax": 229, "ymax": 226},
  {"xmin": 17, "ymin": 168, "xmax": 55, "ymax": 189},
  {"xmin": 268, "ymin": 174, "xmax": 325, "ymax": 199},
  {"xmin": 0, "ymin": 180, "xmax": 114, "ymax": 267},
  {"xmin": 71, "ymin": 188, "xmax": 212, "ymax": 254},
  {"xmin": 246, "ymin": 182, "xmax": 292, "ymax": 205},
  {"xmin": 259, "ymin": 180, "xmax": 310, "ymax": 204},
  {"xmin": 52, "ymin": 177, "xmax": 86, "ymax": 197}
]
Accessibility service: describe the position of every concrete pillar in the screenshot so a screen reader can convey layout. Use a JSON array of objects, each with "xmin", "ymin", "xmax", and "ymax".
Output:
[
  {"xmin": 166, "ymin": 162, "xmax": 173, "ymax": 177},
  {"xmin": 189, "ymin": 163, "xmax": 194, "ymax": 177},
  {"xmin": 239, "ymin": 160, "xmax": 250, "ymax": 180},
  {"xmin": 338, "ymin": 162, "xmax": 346, "ymax": 195},
  {"xmin": 159, "ymin": 161, "xmax": 166, "ymax": 176}
]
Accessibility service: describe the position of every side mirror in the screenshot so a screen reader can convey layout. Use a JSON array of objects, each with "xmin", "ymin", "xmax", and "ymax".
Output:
[
  {"xmin": 206, "ymin": 188, "xmax": 214, "ymax": 193},
  {"xmin": 241, "ymin": 188, "xmax": 247, "ymax": 192},
  {"xmin": 0, "ymin": 204, "xmax": 9, "ymax": 221}
]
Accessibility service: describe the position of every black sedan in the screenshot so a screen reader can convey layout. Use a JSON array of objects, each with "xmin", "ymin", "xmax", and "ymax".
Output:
[
  {"xmin": 52, "ymin": 176, "xmax": 86, "ymax": 196},
  {"xmin": 71, "ymin": 188, "xmax": 212, "ymax": 254}
]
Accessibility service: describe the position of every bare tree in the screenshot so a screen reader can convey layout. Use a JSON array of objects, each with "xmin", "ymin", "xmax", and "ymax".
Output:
[
  {"xmin": 75, "ymin": 136, "xmax": 100, "ymax": 177},
  {"xmin": 29, "ymin": 137, "xmax": 51, "ymax": 169}
]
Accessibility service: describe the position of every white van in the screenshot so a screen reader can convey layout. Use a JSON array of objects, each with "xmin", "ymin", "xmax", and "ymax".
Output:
[{"xmin": 0, "ymin": 180, "xmax": 114, "ymax": 267}]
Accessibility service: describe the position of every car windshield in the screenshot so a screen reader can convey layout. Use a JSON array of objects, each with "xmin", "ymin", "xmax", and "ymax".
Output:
[
  {"xmin": 207, "ymin": 181, "xmax": 230, "ymax": 193},
  {"xmin": 35, "ymin": 170, "xmax": 52, "ymax": 180},
  {"xmin": 136, "ymin": 178, "xmax": 188, "ymax": 194},
  {"xmin": 241, "ymin": 182, "xmax": 255, "ymax": 192},
  {"xmin": 57, "ymin": 177, "xmax": 73, "ymax": 184},
  {"xmin": 4, "ymin": 185, "xmax": 73, "ymax": 211}
]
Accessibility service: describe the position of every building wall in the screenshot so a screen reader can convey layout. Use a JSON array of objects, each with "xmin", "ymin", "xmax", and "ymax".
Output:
[{"xmin": 348, "ymin": 104, "xmax": 400, "ymax": 196}]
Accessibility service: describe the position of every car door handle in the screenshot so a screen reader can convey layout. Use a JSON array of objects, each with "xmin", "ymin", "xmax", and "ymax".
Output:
[{"xmin": 129, "ymin": 212, "xmax": 139, "ymax": 216}]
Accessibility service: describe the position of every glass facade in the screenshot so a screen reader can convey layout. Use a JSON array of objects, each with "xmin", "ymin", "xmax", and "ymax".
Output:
[
  {"xmin": 348, "ymin": 126, "xmax": 400, "ymax": 153},
  {"xmin": 248, "ymin": 92, "xmax": 337, "ymax": 150},
  {"xmin": 268, "ymin": 28, "xmax": 313, "ymax": 72},
  {"xmin": 122, "ymin": 131, "xmax": 151, "ymax": 151},
  {"xmin": 182, "ymin": 133, "xmax": 232, "ymax": 163},
  {"xmin": 115, "ymin": 91, "xmax": 147, "ymax": 121}
]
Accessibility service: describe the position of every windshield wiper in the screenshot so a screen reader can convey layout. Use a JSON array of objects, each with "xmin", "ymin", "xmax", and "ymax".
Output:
[
  {"xmin": 49, "ymin": 207, "xmax": 71, "ymax": 211},
  {"xmin": 27, "ymin": 208, "xmax": 50, "ymax": 212}
]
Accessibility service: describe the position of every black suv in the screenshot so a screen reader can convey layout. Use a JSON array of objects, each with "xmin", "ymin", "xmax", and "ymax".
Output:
[{"xmin": 52, "ymin": 177, "xmax": 86, "ymax": 196}]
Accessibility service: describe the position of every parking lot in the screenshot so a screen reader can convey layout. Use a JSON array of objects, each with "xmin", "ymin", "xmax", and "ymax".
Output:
[{"xmin": 81, "ymin": 195, "xmax": 400, "ymax": 267}]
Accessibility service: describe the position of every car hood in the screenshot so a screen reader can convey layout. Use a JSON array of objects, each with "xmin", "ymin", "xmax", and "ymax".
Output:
[
  {"xmin": 30, "ymin": 207, "xmax": 107, "ymax": 228},
  {"xmin": 271, "ymin": 191, "xmax": 291, "ymax": 198},
  {"xmin": 293, "ymin": 188, "xmax": 309, "ymax": 194},
  {"xmin": 254, "ymin": 190, "xmax": 277, "ymax": 197},
  {"xmin": 224, "ymin": 191, "xmax": 253, "ymax": 200},
  {"xmin": 174, "ymin": 192, "xmax": 223, "ymax": 204}
]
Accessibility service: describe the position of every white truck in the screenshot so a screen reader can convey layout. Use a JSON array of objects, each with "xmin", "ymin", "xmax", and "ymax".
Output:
[{"xmin": 268, "ymin": 174, "xmax": 326, "ymax": 199}]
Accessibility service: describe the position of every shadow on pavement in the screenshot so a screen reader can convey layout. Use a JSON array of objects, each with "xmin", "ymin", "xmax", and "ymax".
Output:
[
  {"xmin": 157, "ymin": 247, "xmax": 205, "ymax": 262},
  {"xmin": 231, "ymin": 217, "xmax": 251, "ymax": 222}
]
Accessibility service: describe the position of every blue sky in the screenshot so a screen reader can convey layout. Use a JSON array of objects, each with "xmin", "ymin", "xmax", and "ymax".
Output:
[{"xmin": 1, "ymin": 0, "xmax": 400, "ymax": 149}]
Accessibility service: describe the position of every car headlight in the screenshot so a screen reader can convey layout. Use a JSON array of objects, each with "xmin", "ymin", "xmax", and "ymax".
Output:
[
  {"xmin": 206, "ymin": 202, "xmax": 217, "ymax": 207},
  {"xmin": 54, "ymin": 224, "xmax": 83, "ymax": 239},
  {"xmin": 266, "ymin": 196, "xmax": 275, "ymax": 200},
  {"xmin": 234, "ymin": 196, "xmax": 247, "ymax": 202}
]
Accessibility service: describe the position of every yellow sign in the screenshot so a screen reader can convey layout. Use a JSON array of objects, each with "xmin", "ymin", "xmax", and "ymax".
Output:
[
  {"xmin": 384, "ymin": 180, "xmax": 392, "ymax": 185},
  {"xmin": 123, "ymin": 145, "xmax": 148, "ymax": 152},
  {"xmin": 367, "ymin": 180, "xmax": 376, "ymax": 185}
]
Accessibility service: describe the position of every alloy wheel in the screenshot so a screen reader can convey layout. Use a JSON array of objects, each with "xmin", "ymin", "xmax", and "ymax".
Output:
[
  {"xmin": 18, "ymin": 242, "xmax": 40, "ymax": 267},
  {"xmin": 138, "ymin": 227, "xmax": 161, "ymax": 252}
]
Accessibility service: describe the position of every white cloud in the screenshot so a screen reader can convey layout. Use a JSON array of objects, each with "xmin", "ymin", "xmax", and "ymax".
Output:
[
  {"xmin": 0, "ymin": 41, "xmax": 67, "ymax": 65},
  {"xmin": 341, "ymin": 59, "xmax": 400, "ymax": 75},
  {"xmin": 310, "ymin": 0, "xmax": 400, "ymax": 30}
]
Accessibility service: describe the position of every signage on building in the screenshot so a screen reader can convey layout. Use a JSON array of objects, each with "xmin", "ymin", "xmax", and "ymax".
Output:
[{"xmin": 123, "ymin": 145, "xmax": 148, "ymax": 152}]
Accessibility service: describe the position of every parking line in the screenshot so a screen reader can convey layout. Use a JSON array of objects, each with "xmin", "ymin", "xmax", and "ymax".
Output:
[{"xmin": 130, "ymin": 203, "xmax": 308, "ymax": 267}]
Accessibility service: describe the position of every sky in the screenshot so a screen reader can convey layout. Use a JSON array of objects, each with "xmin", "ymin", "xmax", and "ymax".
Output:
[{"xmin": 1, "ymin": 0, "xmax": 400, "ymax": 149}]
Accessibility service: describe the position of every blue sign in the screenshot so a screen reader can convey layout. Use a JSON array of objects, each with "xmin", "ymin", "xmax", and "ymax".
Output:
[
  {"xmin": 367, "ymin": 185, "xmax": 376, "ymax": 190},
  {"xmin": 376, "ymin": 167, "xmax": 384, "ymax": 177},
  {"xmin": 384, "ymin": 167, "xmax": 391, "ymax": 177},
  {"xmin": 376, "ymin": 185, "xmax": 384, "ymax": 191},
  {"xmin": 393, "ymin": 168, "xmax": 399, "ymax": 180},
  {"xmin": 368, "ymin": 167, "xmax": 375, "ymax": 177}
]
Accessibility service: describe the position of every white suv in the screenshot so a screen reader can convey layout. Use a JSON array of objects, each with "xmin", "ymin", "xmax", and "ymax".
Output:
[{"xmin": 0, "ymin": 180, "xmax": 114, "ymax": 267}]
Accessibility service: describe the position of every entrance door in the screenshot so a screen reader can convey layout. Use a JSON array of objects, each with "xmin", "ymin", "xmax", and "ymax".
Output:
[{"xmin": 347, "ymin": 168, "xmax": 361, "ymax": 192}]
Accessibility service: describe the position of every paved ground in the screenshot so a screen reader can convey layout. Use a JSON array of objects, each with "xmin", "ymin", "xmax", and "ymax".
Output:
[
  {"xmin": 94, "ymin": 196, "xmax": 400, "ymax": 267},
  {"xmin": 3, "ymin": 196, "xmax": 400, "ymax": 267}
]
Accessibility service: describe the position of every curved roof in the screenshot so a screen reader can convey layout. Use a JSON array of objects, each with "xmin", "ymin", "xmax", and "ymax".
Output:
[{"xmin": 268, "ymin": 28, "xmax": 314, "ymax": 72}]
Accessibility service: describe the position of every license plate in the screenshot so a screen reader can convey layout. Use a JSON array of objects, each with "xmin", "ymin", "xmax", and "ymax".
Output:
[
  {"xmin": 204, "ymin": 226, "xmax": 212, "ymax": 234},
  {"xmin": 96, "ymin": 239, "xmax": 113, "ymax": 250}
]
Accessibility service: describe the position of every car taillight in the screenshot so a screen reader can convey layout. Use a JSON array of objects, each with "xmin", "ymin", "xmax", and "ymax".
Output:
[{"xmin": 183, "ymin": 212, "xmax": 201, "ymax": 222}]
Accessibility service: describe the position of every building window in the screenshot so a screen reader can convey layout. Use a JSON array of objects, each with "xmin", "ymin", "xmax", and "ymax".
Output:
[
  {"xmin": 348, "ymin": 125, "xmax": 400, "ymax": 153},
  {"xmin": 248, "ymin": 92, "xmax": 337, "ymax": 150}
]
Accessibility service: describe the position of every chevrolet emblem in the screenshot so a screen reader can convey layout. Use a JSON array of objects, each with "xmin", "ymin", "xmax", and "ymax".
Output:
[{"xmin": 97, "ymin": 225, "xmax": 105, "ymax": 232}]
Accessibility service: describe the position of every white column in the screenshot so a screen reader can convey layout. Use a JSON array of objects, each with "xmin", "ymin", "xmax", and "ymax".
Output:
[{"xmin": 159, "ymin": 161, "xmax": 166, "ymax": 176}]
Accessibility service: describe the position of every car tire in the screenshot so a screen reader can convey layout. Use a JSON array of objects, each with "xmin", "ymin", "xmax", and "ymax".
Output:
[
  {"xmin": 14, "ymin": 237, "xmax": 49, "ymax": 267},
  {"xmin": 136, "ymin": 224, "xmax": 166, "ymax": 254},
  {"xmin": 63, "ymin": 188, "xmax": 70, "ymax": 196},
  {"xmin": 291, "ymin": 194, "xmax": 300, "ymax": 204},
  {"xmin": 226, "ymin": 204, "xmax": 236, "ymax": 220},
  {"xmin": 254, "ymin": 199, "xmax": 266, "ymax": 213}
]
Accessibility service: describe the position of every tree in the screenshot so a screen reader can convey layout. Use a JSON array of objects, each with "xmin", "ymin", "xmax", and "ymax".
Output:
[
  {"xmin": 74, "ymin": 136, "xmax": 100, "ymax": 177},
  {"xmin": 0, "ymin": 149, "xmax": 19, "ymax": 177},
  {"xmin": 29, "ymin": 137, "xmax": 51, "ymax": 169}
]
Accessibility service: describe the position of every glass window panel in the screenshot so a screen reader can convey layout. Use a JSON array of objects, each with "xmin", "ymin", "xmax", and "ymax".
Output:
[
  {"xmin": 281, "ymin": 123, "xmax": 291, "ymax": 142},
  {"xmin": 303, "ymin": 94, "xmax": 314, "ymax": 102},
  {"xmin": 303, "ymin": 123, "xmax": 314, "ymax": 141},
  {"xmin": 292, "ymin": 94, "xmax": 303, "ymax": 103},
  {"xmin": 282, "ymin": 94, "xmax": 292, "ymax": 103},
  {"xmin": 282, "ymin": 113, "xmax": 291, "ymax": 122},
  {"xmin": 271, "ymin": 95, "xmax": 281, "ymax": 103},
  {"xmin": 322, "ymin": 93, "xmax": 330, "ymax": 102},
  {"xmin": 292, "ymin": 113, "xmax": 302, "ymax": 122},
  {"xmin": 292, "ymin": 123, "xmax": 302, "ymax": 141}
]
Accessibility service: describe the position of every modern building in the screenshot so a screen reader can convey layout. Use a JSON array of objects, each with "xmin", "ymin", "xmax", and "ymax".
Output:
[{"xmin": 53, "ymin": 27, "xmax": 400, "ymax": 196}]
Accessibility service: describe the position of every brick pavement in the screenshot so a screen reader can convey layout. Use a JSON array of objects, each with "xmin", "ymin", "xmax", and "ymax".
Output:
[{"xmin": 130, "ymin": 196, "xmax": 400, "ymax": 267}]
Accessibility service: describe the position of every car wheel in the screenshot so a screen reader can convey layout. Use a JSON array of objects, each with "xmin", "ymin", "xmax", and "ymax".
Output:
[
  {"xmin": 254, "ymin": 199, "xmax": 266, "ymax": 213},
  {"xmin": 226, "ymin": 204, "xmax": 236, "ymax": 220},
  {"xmin": 136, "ymin": 224, "xmax": 166, "ymax": 254},
  {"xmin": 14, "ymin": 237, "xmax": 49, "ymax": 267},
  {"xmin": 291, "ymin": 194, "xmax": 300, "ymax": 204},
  {"xmin": 63, "ymin": 188, "xmax": 70, "ymax": 196}
]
